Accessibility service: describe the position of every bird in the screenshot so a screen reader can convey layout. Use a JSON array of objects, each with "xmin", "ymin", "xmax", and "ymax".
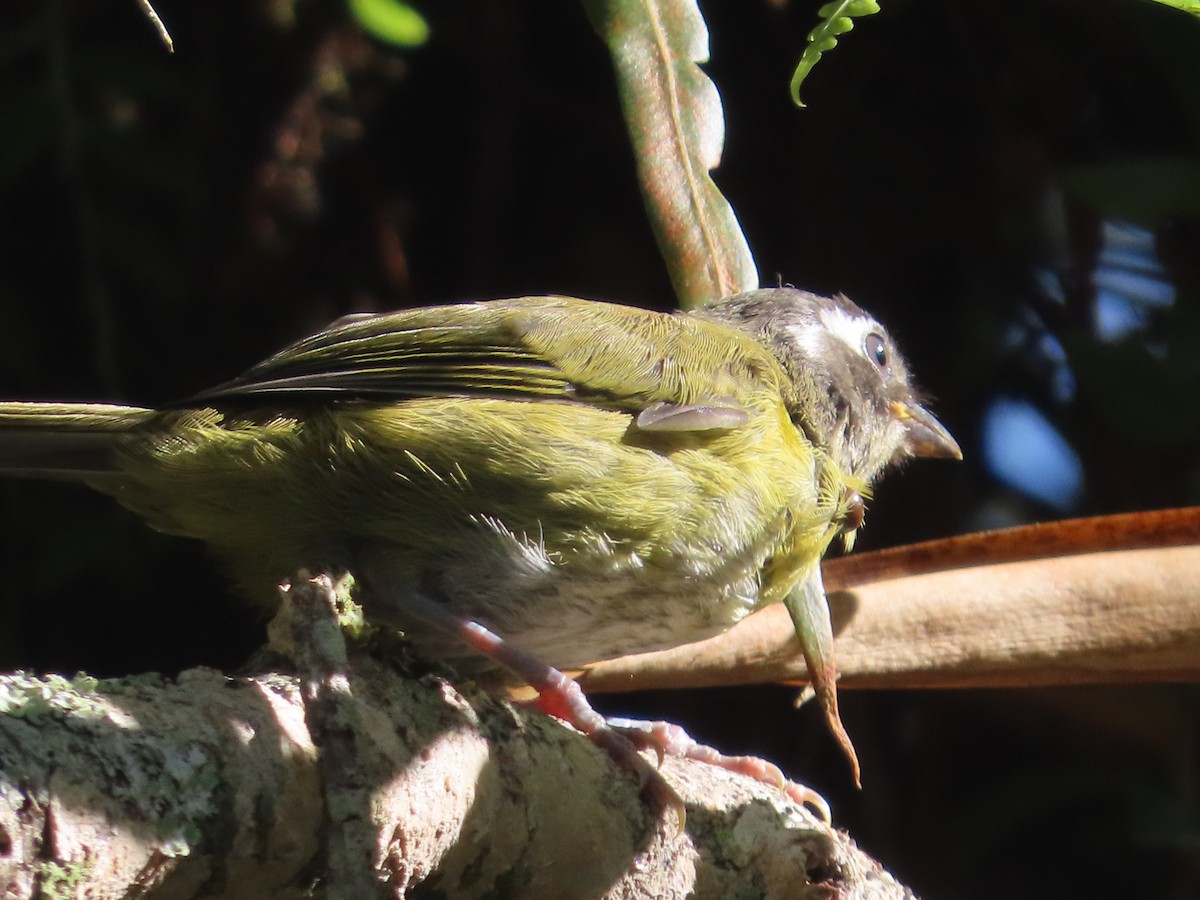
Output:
[{"xmin": 0, "ymin": 288, "xmax": 959, "ymax": 815}]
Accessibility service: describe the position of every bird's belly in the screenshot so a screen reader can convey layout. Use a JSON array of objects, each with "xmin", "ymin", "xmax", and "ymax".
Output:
[
  {"xmin": 333, "ymin": 401, "xmax": 834, "ymax": 671},
  {"xmin": 407, "ymin": 518, "xmax": 786, "ymax": 671}
]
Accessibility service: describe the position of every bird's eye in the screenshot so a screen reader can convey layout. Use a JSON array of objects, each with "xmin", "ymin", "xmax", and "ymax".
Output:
[{"xmin": 864, "ymin": 332, "xmax": 888, "ymax": 368}]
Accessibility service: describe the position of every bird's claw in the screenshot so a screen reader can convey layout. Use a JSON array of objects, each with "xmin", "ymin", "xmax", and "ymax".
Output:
[{"xmin": 607, "ymin": 716, "xmax": 831, "ymax": 824}]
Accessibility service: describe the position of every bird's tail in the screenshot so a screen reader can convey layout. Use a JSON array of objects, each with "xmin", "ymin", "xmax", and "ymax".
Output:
[{"xmin": 0, "ymin": 402, "xmax": 156, "ymax": 479}]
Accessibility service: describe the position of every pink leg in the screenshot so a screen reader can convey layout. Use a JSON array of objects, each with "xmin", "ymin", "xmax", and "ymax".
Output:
[
  {"xmin": 393, "ymin": 589, "xmax": 830, "ymax": 825},
  {"xmin": 398, "ymin": 595, "xmax": 685, "ymax": 824}
]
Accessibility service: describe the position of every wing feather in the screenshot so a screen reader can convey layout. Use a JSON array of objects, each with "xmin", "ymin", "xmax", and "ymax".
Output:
[{"xmin": 191, "ymin": 296, "xmax": 783, "ymax": 429}]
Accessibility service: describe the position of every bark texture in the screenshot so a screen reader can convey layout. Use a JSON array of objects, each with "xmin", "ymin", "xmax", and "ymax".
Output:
[{"xmin": 0, "ymin": 580, "xmax": 912, "ymax": 899}]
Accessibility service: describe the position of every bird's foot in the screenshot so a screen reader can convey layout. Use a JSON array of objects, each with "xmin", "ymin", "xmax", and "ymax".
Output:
[
  {"xmin": 521, "ymin": 672, "xmax": 687, "ymax": 831},
  {"xmin": 606, "ymin": 717, "xmax": 831, "ymax": 823},
  {"xmin": 376, "ymin": 588, "xmax": 823, "ymax": 828},
  {"xmin": 523, "ymin": 676, "xmax": 830, "ymax": 824},
  {"xmin": 428, "ymin": 614, "xmax": 687, "ymax": 829}
]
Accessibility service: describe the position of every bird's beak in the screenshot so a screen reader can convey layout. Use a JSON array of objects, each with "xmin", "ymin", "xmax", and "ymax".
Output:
[{"xmin": 890, "ymin": 401, "xmax": 962, "ymax": 460}]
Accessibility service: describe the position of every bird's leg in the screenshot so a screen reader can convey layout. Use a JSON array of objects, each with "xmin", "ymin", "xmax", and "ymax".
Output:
[
  {"xmin": 374, "ymin": 583, "xmax": 687, "ymax": 825},
  {"xmin": 364, "ymin": 578, "xmax": 832, "ymax": 824},
  {"xmin": 435, "ymin": 609, "xmax": 833, "ymax": 822}
]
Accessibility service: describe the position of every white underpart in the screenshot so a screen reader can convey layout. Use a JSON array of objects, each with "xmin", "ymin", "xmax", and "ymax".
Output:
[
  {"xmin": 472, "ymin": 514, "xmax": 556, "ymax": 576},
  {"xmin": 430, "ymin": 513, "xmax": 773, "ymax": 669}
]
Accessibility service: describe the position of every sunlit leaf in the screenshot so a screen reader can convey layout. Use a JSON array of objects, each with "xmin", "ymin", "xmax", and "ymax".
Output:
[
  {"xmin": 584, "ymin": 0, "xmax": 758, "ymax": 309},
  {"xmin": 1147, "ymin": 0, "xmax": 1200, "ymax": 16}
]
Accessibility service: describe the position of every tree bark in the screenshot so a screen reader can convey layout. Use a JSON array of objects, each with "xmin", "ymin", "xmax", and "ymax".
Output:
[{"xmin": 0, "ymin": 578, "xmax": 913, "ymax": 899}]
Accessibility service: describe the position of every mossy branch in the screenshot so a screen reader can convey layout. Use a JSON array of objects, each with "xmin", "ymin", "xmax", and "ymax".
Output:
[{"xmin": 0, "ymin": 578, "xmax": 911, "ymax": 899}]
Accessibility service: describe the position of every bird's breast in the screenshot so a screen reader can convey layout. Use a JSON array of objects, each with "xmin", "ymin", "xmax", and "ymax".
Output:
[{"xmin": 365, "ymin": 398, "xmax": 843, "ymax": 670}]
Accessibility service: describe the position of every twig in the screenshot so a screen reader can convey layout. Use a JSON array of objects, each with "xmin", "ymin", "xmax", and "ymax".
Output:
[
  {"xmin": 579, "ymin": 511, "xmax": 1200, "ymax": 692},
  {"xmin": 823, "ymin": 506, "xmax": 1200, "ymax": 591}
]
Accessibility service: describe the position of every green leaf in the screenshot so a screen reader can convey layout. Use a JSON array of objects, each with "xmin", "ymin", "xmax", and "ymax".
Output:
[
  {"xmin": 583, "ymin": 0, "xmax": 758, "ymax": 310},
  {"xmin": 348, "ymin": 0, "xmax": 429, "ymax": 48},
  {"xmin": 784, "ymin": 570, "xmax": 860, "ymax": 787},
  {"xmin": 1147, "ymin": 0, "xmax": 1200, "ymax": 16},
  {"xmin": 790, "ymin": 0, "xmax": 881, "ymax": 108}
]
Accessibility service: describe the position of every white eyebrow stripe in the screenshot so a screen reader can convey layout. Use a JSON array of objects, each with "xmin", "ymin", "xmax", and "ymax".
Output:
[
  {"xmin": 818, "ymin": 306, "xmax": 876, "ymax": 355},
  {"xmin": 786, "ymin": 320, "xmax": 826, "ymax": 361}
]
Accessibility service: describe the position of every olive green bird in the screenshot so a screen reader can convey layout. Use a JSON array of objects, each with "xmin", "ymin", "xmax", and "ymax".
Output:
[{"xmin": 0, "ymin": 288, "xmax": 958, "ymax": 809}]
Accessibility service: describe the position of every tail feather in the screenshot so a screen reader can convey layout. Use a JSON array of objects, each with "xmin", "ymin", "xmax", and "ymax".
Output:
[{"xmin": 0, "ymin": 402, "xmax": 156, "ymax": 479}]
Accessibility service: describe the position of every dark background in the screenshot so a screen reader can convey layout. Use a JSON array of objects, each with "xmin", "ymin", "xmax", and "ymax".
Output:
[{"xmin": 1, "ymin": 0, "xmax": 1197, "ymax": 896}]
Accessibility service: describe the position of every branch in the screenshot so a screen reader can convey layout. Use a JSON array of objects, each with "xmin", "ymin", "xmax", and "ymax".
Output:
[
  {"xmin": 0, "ymin": 579, "xmax": 915, "ymax": 898},
  {"xmin": 579, "ymin": 542, "xmax": 1200, "ymax": 692}
]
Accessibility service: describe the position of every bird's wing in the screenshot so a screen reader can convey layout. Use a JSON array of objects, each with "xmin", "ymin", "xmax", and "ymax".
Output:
[{"xmin": 190, "ymin": 296, "xmax": 781, "ymax": 428}]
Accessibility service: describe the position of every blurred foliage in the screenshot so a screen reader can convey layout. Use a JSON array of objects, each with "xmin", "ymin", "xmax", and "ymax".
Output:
[
  {"xmin": 0, "ymin": 0, "xmax": 1198, "ymax": 896},
  {"xmin": 347, "ymin": 0, "xmax": 428, "ymax": 48}
]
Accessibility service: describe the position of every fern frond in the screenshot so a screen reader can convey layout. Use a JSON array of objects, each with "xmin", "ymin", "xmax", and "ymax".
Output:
[{"xmin": 790, "ymin": 0, "xmax": 881, "ymax": 108}]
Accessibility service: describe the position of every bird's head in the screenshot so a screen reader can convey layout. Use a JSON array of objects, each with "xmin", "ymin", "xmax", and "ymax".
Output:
[{"xmin": 695, "ymin": 288, "xmax": 961, "ymax": 482}]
